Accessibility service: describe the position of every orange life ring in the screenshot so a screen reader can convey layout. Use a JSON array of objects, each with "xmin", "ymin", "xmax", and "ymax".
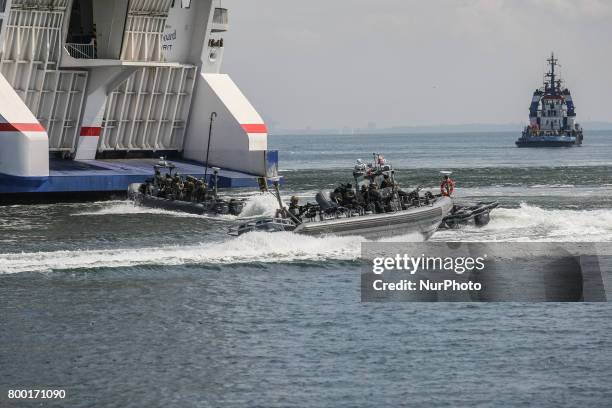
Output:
[{"xmin": 440, "ymin": 179, "xmax": 455, "ymax": 197}]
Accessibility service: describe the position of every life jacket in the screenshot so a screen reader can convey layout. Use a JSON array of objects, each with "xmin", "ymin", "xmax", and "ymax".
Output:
[{"xmin": 440, "ymin": 179, "xmax": 455, "ymax": 197}]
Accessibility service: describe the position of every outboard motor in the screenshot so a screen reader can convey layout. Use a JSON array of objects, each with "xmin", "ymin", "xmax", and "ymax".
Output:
[{"xmin": 316, "ymin": 190, "xmax": 338, "ymax": 211}]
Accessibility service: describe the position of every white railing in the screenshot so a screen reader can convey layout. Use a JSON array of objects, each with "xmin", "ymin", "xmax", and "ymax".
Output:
[{"xmin": 65, "ymin": 41, "xmax": 97, "ymax": 59}]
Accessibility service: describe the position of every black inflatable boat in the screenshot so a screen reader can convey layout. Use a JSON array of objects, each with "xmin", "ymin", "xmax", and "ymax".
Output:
[
  {"xmin": 128, "ymin": 159, "xmax": 245, "ymax": 216},
  {"xmin": 439, "ymin": 201, "xmax": 499, "ymax": 229}
]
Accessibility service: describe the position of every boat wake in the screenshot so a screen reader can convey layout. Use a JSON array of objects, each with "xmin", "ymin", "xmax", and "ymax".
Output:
[
  {"xmin": 0, "ymin": 232, "xmax": 363, "ymax": 274},
  {"xmin": 73, "ymin": 195, "xmax": 282, "ymax": 220},
  {"xmin": 0, "ymin": 228, "xmax": 430, "ymax": 275},
  {"xmin": 74, "ymin": 201, "xmax": 203, "ymax": 218},
  {"xmin": 3, "ymin": 204, "xmax": 611, "ymax": 274},
  {"xmin": 435, "ymin": 203, "xmax": 612, "ymax": 242}
]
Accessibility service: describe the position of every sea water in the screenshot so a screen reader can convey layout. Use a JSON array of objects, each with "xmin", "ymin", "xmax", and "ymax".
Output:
[{"xmin": 1, "ymin": 131, "xmax": 611, "ymax": 407}]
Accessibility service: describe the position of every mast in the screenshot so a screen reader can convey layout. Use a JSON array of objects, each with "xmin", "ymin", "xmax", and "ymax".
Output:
[{"xmin": 545, "ymin": 52, "xmax": 559, "ymax": 95}]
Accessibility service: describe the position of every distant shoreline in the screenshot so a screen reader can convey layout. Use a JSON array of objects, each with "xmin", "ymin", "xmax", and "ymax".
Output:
[{"xmin": 271, "ymin": 122, "xmax": 612, "ymax": 136}]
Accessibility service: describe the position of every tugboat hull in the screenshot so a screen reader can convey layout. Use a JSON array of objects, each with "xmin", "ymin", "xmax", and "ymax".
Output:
[{"xmin": 515, "ymin": 139, "xmax": 578, "ymax": 147}]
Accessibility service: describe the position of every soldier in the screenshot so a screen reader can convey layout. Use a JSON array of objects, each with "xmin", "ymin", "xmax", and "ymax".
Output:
[
  {"xmin": 153, "ymin": 168, "xmax": 164, "ymax": 188},
  {"xmin": 288, "ymin": 196, "xmax": 303, "ymax": 219},
  {"xmin": 440, "ymin": 174, "xmax": 455, "ymax": 197},
  {"xmin": 380, "ymin": 173, "xmax": 408, "ymax": 202},
  {"xmin": 330, "ymin": 185, "xmax": 345, "ymax": 205},
  {"xmin": 158, "ymin": 173, "xmax": 173, "ymax": 197},
  {"xmin": 368, "ymin": 183, "xmax": 384, "ymax": 213},
  {"xmin": 184, "ymin": 176, "xmax": 197, "ymax": 201},
  {"xmin": 149, "ymin": 168, "xmax": 163, "ymax": 196},
  {"xmin": 171, "ymin": 173, "xmax": 184, "ymax": 199},
  {"xmin": 195, "ymin": 179, "xmax": 208, "ymax": 202},
  {"xmin": 341, "ymin": 183, "xmax": 357, "ymax": 208},
  {"xmin": 359, "ymin": 184, "xmax": 369, "ymax": 207}
]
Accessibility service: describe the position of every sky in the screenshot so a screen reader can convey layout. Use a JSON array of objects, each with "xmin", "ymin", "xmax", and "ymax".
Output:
[{"xmin": 221, "ymin": 0, "xmax": 612, "ymax": 130}]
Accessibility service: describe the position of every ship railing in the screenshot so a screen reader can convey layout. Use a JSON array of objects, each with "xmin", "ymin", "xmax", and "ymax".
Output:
[{"xmin": 65, "ymin": 41, "xmax": 97, "ymax": 59}]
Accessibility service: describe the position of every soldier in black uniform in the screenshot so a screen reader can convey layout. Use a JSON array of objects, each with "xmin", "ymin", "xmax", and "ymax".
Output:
[
  {"xmin": 368, "ymin": 183, "xmax": 384, "ymax": 213},
  {"xmin": 158, "ymin": 174, "xmax": 173, "ymax": 197},
  {"xmin": 380, "ymin": 173, "xmax": 409, "ymax": 205},
  {"xmin": 153, "ymin": 169, "xmax": 164, "ymax": 188},
  {"xmin": 380, "ymin": 174, "xmax": 394, "ymax": 189},
  {"xmin": 359, "ymin": 184, "xmax": 369, "ymax": 209}
]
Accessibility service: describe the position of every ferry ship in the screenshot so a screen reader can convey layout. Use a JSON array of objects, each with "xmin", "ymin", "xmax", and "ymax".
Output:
[
  {"xmin": 0, "ymin": 0, "xmax": 276, "ymax": 203},
  {"xmin": 516, "ymin": 53, "xmax": 583, "ymax": 147}
]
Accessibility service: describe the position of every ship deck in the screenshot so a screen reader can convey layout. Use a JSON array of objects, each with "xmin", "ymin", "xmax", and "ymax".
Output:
[{"xmin": 0, "ymin": 158, "xmax": 266, "ymax": 200}]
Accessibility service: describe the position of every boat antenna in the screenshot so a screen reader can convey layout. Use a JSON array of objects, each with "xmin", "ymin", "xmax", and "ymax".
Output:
[
  {"xmin": 204, "ymin": 112, "xmax": 217, "ymax": 185},
  {"xmin": 546, "ymin": 52, "xmax": 560, "ymax": 94}
]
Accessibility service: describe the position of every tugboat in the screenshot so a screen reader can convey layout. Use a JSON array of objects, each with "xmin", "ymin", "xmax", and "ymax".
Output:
[
  {"xmin": 229, "ymin": 155, "xmax": 454, "ymax": 240},
  {"xmin": 516, "ymin": 53, "xmax": 583, "ymax": 147},
  {"xmin": 128, "ymin": 158, "xmax": 245, "ymax": 216}
]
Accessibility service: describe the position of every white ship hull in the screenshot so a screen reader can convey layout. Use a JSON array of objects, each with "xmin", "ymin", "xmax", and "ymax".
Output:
[{"xmin": 0, "ymin": 0, "xmax": 275, "ymax": 202}]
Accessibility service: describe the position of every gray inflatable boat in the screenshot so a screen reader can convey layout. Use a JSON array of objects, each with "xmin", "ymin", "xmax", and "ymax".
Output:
[
  {"xmin": 229, "ymin": 155, "xmax": 453, "ymax": 240},
  {"xmin": 229, "ymin": 194, "xmax": 452, "ymax": 240}
]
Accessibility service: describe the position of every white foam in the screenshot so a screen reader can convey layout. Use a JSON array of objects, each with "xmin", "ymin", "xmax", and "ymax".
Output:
[
  {"xmin": 0, "ymin": 232, "xmax": 364, "ymax": 274},
  {"xmin": 377, "ymin": 232, "xmax": 426, "ymax": 242},
  {"xmin": 239, "ymin": 194, "xmax": 281, "ymax": 217},
  {"xmin": 530, "ymin": 184, "xmax": 575, "ymax": 189},
  {"xmin": 74, "ymin": 196, "xmax": 280, "ymax": 220},
  {"xmin": 456, "ymin": 185, "xmax": 612, "ymax": 198},
  {"xmin": 435, "ymin": 203, "xmax": 612, "ymax": 242},
  {"xmin": 5, "ymin": 204, "xmax": 612, "ymax": 274},
  {"xmin": 73, "ymin": 201, "xmax": 202, "ymax": 218}
]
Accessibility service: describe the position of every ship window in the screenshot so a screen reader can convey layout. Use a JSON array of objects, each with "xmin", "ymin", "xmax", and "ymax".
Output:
[{"xmin": 182, "ymin": 0, "xmax": 191, "ymax": 8}]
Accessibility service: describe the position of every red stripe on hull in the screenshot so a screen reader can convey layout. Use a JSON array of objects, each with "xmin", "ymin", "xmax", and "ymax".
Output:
[
  {"xmin": 80, "ymin": 127, "xmax": 102, "ymax": 137},
  {"xmin": 0, "ymin": 123, "xmax": 46, "ymax": 132},
  {"xmin": 241, "ymin": 124, "xmax": 268, "ymax": 134}
]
